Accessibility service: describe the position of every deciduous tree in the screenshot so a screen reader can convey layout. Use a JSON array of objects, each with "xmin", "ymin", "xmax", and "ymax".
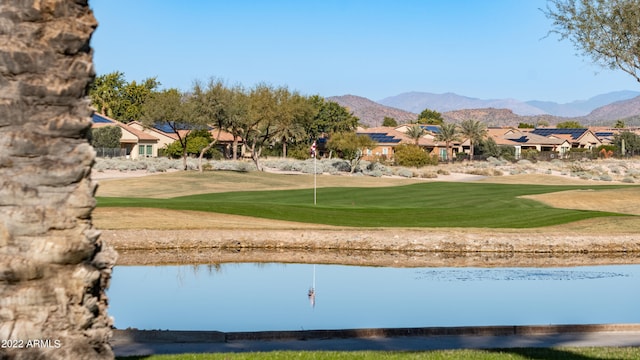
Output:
[
  {"xmin": 242, "ymin": 84, "xmax": 285, "ymax": 170},
  {"xmin": 545, "ymin": 0, "xmax": 640, "ymax": 83},
  {"xmin": 272, "ymin": 90, "xmax": 313, "ymax": 158},
  {"xmin": 190, "ymin": 79, "xmax": 231, "ymax": 171},
  {"xmin": 141, "ymin": 88, "xmax": 195, "ymax": 169},
  {"xmin": 614, "ymin": 130, "xmax": 640, "ymax": 156},
  {"xmin": 327, "ymin": 132, "xmax": 375, "ymax": 173},
  {"xmin": 308, "ymin": 96, "xmax": 359, "ymax": 140},
  {"xmin": 89, "ymin": 71, "xmax": 159, "ymax": 122},
  {"xmin": 90, "ymin": 71, "xmax": 126, "ymax": 118},
  {"xmin": 556, "ymin": 120, "xmax": 583, "ymax": 128},
  {"xmin": 417, "ymin": 108, "xmax": 444, "ymax": 125},
  {"xmin": 382, "ymin": 116, "xmax": 398, "ymax": 127}
]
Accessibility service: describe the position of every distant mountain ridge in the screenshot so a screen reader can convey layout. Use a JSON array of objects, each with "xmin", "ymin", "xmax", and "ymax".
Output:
[
  {"xmin": 378, "ymin": 90, "xmax": 640, "ymax": 117},
  {"xmin": 526, "ymin": 90, "xmax": 640, "ymax": 117},
  {"xmin": 326, "ymin": 95, "xmax": 416, "ymax": 127},
  {"xmin": 328, "ymin": 91, "xmax": 640, "ymax": 128}
]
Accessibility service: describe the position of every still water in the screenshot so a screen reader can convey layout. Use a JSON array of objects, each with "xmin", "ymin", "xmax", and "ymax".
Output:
[{"xmin": 108, "ymin": 264, "xmax": 640, "ymax": 332}]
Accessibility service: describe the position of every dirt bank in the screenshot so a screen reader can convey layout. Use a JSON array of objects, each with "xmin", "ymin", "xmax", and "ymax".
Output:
[{"xmin": 102, "ymin": 228, "xmax": 640, "ymax": 267}]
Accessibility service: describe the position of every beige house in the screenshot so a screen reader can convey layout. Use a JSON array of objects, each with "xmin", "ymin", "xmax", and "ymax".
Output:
[
  {"xmin": 394, "ymin": 124, "xmax": 462, "ymax": 161},
  {"xmin": 129, "ymin": 121, "xmax": 243, "ymax": 158},
  {"xmin": 91, "ymin": 113, "xmax": 159, "ymax": 158},
  {"xmin": 356, "ymin": 127, "xmax": 404, "ymax": 161},
  {"xmin": 357, "ymin": 126, "xmax": 459, "ymax": 162},
  {"xmin": 127, "ymin": 121, "xmax": 186, "ymax": 150},
  {"xmin": 528, "ymin": 128, "xmax": 602, "ymax": 150},
  {"xmin": 488, "ymin": 128, "xmax": 571, "ymax": 159}
]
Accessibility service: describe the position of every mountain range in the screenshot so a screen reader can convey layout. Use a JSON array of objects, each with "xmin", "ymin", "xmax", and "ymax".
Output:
[{"xmin": 328, "ymin": 91, "xmax": 640, "ymax": 128}]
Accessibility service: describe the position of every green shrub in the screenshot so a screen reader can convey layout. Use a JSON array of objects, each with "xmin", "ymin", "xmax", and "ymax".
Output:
[
  {"xmin": 394, "ymin": 144, "xmax": 436, "ymax": 167},
  {"xmin": 521, "ymin": 149, "xmax": 540, "ymax": 161}
]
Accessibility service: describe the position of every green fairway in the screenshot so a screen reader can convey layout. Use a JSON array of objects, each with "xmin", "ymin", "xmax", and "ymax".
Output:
[
  {"xmin": 97, "ymin": 182, "xmax": 632, "ymax": 228},
  {"xmin": 116, "ymin": 347, "xmax": 640, "ymax": 359}
]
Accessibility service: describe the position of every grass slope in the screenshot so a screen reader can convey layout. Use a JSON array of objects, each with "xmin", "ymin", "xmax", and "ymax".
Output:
[
  {"xmin": 98, "ymin": 182, "xmax": 629, "ymax": 228},
  {"xmin": 116, "ymin": 347, "xmax": 640, "ymax": 359}
]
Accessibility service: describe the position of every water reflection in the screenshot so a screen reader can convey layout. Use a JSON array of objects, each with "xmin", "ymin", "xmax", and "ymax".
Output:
[
  {"xmin": 108, "ymin": 264, "xmax": 640, "ymax": 332},
  {"xmin": 308, "ymin": 264, "xmax": 316, "ymax": 308},
  {"xmin": 415, "ymin": 268, "xmax": 630, "ymax": 281}
]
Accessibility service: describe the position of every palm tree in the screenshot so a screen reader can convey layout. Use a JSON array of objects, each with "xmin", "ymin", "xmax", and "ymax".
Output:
[
  {"xmin": 405, "ymin": 124, "xmax": 425, "ymax": 145},
  {"xmin": 435, "ymin": 122, "xmax": 459, "ymax": 162},
  {"xmin": 2, "ymin": 2, "xmax": 114, "ymax": 358},
  {"xmin": 459, "ymin": 119, "xmax": 487, "ymax": 160}
]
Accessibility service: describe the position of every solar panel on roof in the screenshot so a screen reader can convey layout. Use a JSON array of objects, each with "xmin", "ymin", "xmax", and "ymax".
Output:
[
  {"xmin": 153, "ymin": 123, "xmax": 175, "ymax": 133},
  {"xmin": 531, "ymin": 128, "xmax": 587, "ymax": 140},
  {"xmin": 359, "ymin": 133, "xmax": 401, "ymax": 143},
  {"xmin": 425, "ymin": 125, "xmax": 441, "ymax": 133},
  {"xmin": 510, "ymin": 136, "xmax": 528, "ymax": 143},
  {"xmin": 596, "ymin": 132, "xmax": 614, "ymax": 137},
  {"xmin": 153, "ymin": 122, "xmax": 211, "ymax": 133}
]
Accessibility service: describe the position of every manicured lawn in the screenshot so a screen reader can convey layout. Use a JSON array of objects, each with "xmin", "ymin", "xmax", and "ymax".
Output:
[
  {"xmin": 116, "ymin": 347, "xmax": 640, "ymax": 359},
  {"xmin": 97, "ymin": 182, "xmax": 630, "ymax": 228}
]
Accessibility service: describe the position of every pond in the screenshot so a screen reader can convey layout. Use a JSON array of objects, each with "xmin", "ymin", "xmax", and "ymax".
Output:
[{"xmin": 107, "ymin": 263, "xmax": 640, "ymax": 332}]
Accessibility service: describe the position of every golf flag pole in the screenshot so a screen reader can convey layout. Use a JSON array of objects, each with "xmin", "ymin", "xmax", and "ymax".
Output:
[{"xmin": 310, "ymin": 140, "xmax": 317, "ymax": 205}]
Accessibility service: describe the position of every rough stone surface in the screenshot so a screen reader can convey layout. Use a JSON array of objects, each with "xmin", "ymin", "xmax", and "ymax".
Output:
[{"xmin": 0, "ymin": 1, "xmax": 115, "ymax": 359}]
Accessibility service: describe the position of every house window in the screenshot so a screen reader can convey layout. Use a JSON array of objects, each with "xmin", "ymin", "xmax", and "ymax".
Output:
[
  {"xmin": 146, "ymin": 145, "xmax": 153, "ymax": 156},
  {"xmin": 382, "ymin": 148, "xmax": 388, "ymax": 155},
  {"xmin": 439, "ymin": 148, "xmax": 447, "ymax": 160},
  {"xmin": 138, "ymin": 146, "xmax": 144, "ymax": 156},
  {"xmin": 367, "ymin": 149, "xmax": 372, "ymax": 156}
]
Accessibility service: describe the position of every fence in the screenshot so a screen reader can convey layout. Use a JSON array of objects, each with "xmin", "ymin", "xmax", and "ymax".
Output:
[{"xmin": 94, "ymin": 147, "xmax": 127, "ymax": 158}]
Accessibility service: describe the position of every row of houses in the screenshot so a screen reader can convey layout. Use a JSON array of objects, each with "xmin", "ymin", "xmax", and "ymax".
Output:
[
  {"xmin": 357, "ymin": 125, "xmax": 636, "ymax": 162},
  {"xmin": 92, "ymin": 112, "xmax": 635, "ymax": 162}
]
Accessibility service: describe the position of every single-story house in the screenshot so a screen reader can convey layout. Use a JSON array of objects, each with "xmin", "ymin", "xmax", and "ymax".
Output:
[
  {"xmin": 127, "ymin": 121, "xmax": 186, "ymax": 150},
  {"xmin": 488, "ymin": 128, "xmax": 572, "ymax": 159},
  {"xmin": 128, "ymin": 121, "xmax": 243, "ymax": 158},
  {"xmin": 394, "ymin": 125, "xmax": 462, "ymax": 161},
  {"xmin": 357, "ymin": 127, "xmax": 403, "ymax": 161},
  {"xmin": 357, "ymin": 126, "xmax": 460, "ymax": 161},
  {"xmin": 91, "ymin": 113, "xmax": 159, "ymax": 158},
  {"xmin": 528, "ymin": 128, "xmax": 602, "ymax": 150}
]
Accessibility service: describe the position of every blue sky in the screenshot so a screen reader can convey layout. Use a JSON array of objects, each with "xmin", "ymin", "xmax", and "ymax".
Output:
[{"xmin": 90, "ymin": 0, "xmax": 635, "ymax": 103}]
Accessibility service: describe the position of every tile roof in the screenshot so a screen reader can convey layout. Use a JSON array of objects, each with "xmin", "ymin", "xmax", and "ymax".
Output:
[
  {"xmin": 488, "ymin": 127, "xmax": 566, "ymax": 146},
  {"xmin": 91, "ymin": 113, "xmax": 158, "ymax": 142},
  {"xmin": 210, "ymin": 129, "xmax": 237, "ymax": 142}
]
